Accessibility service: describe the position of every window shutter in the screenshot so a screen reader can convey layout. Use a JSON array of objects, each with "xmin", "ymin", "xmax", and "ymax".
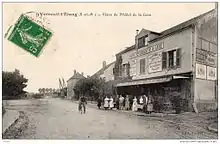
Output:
[
  {"xmin": 176, "ymin": 48, "xmax": 181, "ymax": 67},
  {"xmin": 162, "ymin": 52, "xmax": 167, "ymax": 69},
  {"xmin": 140, "ymin": 59, "xmax": 145, "ymax": 74},
  {"xmin": 127, "ymin": 63, "xmax": 130, "ymax": 76}
]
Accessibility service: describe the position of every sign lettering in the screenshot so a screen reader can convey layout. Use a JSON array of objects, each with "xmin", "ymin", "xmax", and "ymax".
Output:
[{"xmin": 148, "ymin": 52, "xmax": 162, "ymax": 73}]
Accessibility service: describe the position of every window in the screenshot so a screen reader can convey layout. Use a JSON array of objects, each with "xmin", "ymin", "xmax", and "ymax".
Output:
[
  {"xmin": 140, "ymin": 59, "xmax": 145, "ymax": 74},
  {"xmin": 162, "ymin": 48, "xmax": 181, "ymax": 69},
  {"xmin": 122, "ymin": 63, "xmax": 130, "ymax": 77},
  {"xmin": 144, "ymin": 36, "xmax": 149, "ymax": 46},
  {"xmin": 138, "ymin": 35, "xmax": 148, "ymax": 48}
]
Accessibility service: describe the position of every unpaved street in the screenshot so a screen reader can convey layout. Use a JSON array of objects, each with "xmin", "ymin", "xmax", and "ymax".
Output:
[{"xmin": 3, "ymin": 97, "xmax": 217, "ymax": 139}]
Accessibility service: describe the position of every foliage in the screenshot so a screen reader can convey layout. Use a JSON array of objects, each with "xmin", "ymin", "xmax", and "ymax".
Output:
[
  {"xmin": 74, "ymin": 77, "xmax": 114, "ymax": 100},
  {"xmin": 32, "ymin": 93, "xmax": 44, "ymax": 99},
  {"xmin": 2, "ymin": 69, "xmax": 28, "ymax": 100}
]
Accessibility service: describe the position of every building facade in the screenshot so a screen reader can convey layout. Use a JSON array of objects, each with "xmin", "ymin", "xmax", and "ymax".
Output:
[
  {"xmin": 114, "ymin": 9, "xmax": 217, "ymax": 112},
  {"xmin": 93, "ymin": 61, "xmax": 115, "ymax": 82},
  {"xmin": 67, "ymin": 70, "xmax": 85, "ymax": 100}
]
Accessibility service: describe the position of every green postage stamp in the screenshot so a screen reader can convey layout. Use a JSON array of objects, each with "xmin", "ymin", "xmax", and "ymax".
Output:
[{"xmin": 7, "ymin": 14, "xmax": 52, "ymax": 57}]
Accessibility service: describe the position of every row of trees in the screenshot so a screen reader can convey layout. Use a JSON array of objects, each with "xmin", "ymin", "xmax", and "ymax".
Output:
[
  {"xmin": 73, "ymin": 76, "xmax": 116, "ymax": 101},
  {"xmin": 38, "ymin": 88, "xmax": 59, "ymax": 94},
  {"xmin": 2, "ymin": 69, "xmax": 28, "ymax": 100}
]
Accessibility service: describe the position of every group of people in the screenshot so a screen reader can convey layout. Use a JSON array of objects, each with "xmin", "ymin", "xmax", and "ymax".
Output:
[
  {"xmin": 97, "ymin": 96, "xmax": 114, "ymax": 110},
  {"xmin": 97, "ymin": 94, "xmax": 154, "ymax": 113}
]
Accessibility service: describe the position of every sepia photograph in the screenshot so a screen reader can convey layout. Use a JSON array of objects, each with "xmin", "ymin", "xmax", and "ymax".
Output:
[{"xmin": 2, "ymin": 2, "xmax": 218, "ymax": 140}]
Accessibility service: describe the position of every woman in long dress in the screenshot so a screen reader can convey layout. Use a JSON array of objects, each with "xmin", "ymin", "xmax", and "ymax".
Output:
[
  {"xmin": 119, "ymin": 95, "xmax": 124, "ymax": 110},
  {"xmin": 147, "ymin": 95, "xmax": 153, "ymax": 114},
  {"xmin": 109, "ymin": 96, "xmax": 114, "ymax": 110},
  {"xmin": 104, "ymin": 96, "xmax": 109, "ymax": 110},
  {"xmin": 132, "ymin": 96, "xmax": 138, "ymax": 111},
  {"xmin": 125, "ymin": 95, "xmax": 130, "ymax": 110}
]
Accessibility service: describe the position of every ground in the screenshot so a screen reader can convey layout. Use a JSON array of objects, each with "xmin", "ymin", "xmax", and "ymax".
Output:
[{"xmin": 3, "ymin": 97, "xmax": 218, "ymax": 139}]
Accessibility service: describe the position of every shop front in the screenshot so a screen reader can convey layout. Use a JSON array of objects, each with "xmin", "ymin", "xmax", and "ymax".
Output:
[{"xmin": 116, "ymin": 74, "xmax": 192, "ymax": 113}]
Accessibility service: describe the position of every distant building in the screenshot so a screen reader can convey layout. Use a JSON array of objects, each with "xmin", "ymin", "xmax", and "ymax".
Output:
[
  {"xmin": 114, "ymin": 9, "xmax": 217, "ymax": 112},
  {"xmin": 93, "ymin": 61, "xmax": 115, "ymax": 82},
  {"xmin": 67, "ymin": 70, "xmax": 85, "ymax": 100}
]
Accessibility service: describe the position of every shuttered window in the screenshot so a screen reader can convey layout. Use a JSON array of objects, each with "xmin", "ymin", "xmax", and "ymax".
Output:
[
  {"xmin": 162, "ymin": 52, "xmax": 167, "ymax": 69},
  {"xmin": 176, "ymin": 48, "xmax": 181, "ymax": 67},
  {"xmin": 162, "ymin": 48, "xmax": 181, "ymax": 69}
]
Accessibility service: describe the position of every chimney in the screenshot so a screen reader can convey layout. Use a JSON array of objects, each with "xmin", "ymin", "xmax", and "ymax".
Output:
[
  {"xmin": 103, "ymin": 61, "xmax": 106, "ymax": 68},
  {"xmin": 74, "ymin": 70, "xmax": 76, "ymax": 75},
  {"xmin": 81, "ymin": 72, "xmax": 84, "ymax": 76},
  {"xmin": 135, "ymin": 29, "xmax": 139, "ymax": 49},
  {"xmin": 215, "ymin": 2, "xmax": 218, "ymax": 9}
]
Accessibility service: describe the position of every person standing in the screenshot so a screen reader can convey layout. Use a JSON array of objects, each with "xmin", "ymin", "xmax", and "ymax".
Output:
[
  {"xmin": 109, "ymin": 96, "xmax": 114, "ymax": 110},
  {"xmin": 119, "ymin": 95, "xmax": 124, "ymax": 110},
  {"xmin": 132, "ymin": 96, "xmax": 138, "ymax": 111},
  {"xmin": 97, "ymin": 96, "xmax": 102, "ymax": 109},
  {"xmin": 143, "ymin": 95, "xmax": 148, "ymax": 113},
  {"xmin": 147, "ymin": 95, "xmax": 153, "ymax": 114},
  {"xmin": 104, "ymin": 96, "xmax": 109, "ymax": 110},
  {"xmin": 139, "ymin": 96, "xmax": 144, "ymax": 105},
  {"xmin": 125, "ymin": 95, "xmax": 130, "ymax": 111}
]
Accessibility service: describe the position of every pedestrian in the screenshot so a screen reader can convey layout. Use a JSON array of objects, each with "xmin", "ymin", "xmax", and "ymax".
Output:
[
  {"xmin": 129, "ymin": 96, "xmax": 133, "ymax": 110},
  {"xmin": 104, "ymin": 96, "xmax": 109, "ymax": 110},
  {"xmin": 139, "ymin": 95, "xmax": 144, "ymax": 105},
  {"xmin": 119, "ymin": 95, "xmax": 124, "ymax": 110},
  {"xmin": 97, "ymin": 96, "xmax": 102, "ymax": 109},
  {"xmin": 125, "ymin": 95, "xmax": 130, "ymax": 111},
  {"xmin": 79, "ymin": 95, "xmax": 87, "ymax": 114},
  {"xmin": 109, "ymin": 96, "xmax": 114, "ymax": 110},
  {"xmin": 116, "ymin": 95, "xmax": 119, "ymax": 109},
  {"xmin": 147, "ymin": 95, "xmax": 153, "ymax": 114},
  {"xmin": 132, "ymin": 96, "xmax": 138, "ymax": 111},
  {"xmin": 143, "ymin": 95, "xmax": 148, "ymax": 113}
]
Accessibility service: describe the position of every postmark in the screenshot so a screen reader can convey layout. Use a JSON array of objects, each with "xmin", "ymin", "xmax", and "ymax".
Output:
[{"xmin": 7, "ymin": 14, "xmax": 52, "ymax": 57}]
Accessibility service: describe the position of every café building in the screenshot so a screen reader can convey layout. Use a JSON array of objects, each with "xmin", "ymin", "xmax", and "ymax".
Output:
[{"xmin": 114, "ymin": 9, "xmax": 217, "ymax": 112}]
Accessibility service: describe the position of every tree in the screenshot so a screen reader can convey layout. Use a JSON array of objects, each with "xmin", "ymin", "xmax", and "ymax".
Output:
[
  {"xmin": 2, "ymin": 69, "xmax": 28, "ymax": 99},
  {"xmin": 74, "ymin": 77, "xmax": 114, "ymax": 101}
]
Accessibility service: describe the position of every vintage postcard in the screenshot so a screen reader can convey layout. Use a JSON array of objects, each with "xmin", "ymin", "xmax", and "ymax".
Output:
[{"xmin": 2, "ymin": 2, "xmax": 218, "ymax": 141}]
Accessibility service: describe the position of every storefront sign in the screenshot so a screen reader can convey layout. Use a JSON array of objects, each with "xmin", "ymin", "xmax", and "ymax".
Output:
[
  {"xmin": 196, "ymin": 49, "xmax": 217, "ymax": 67},
  {"xmin": 137, "ymin": 42, "xmax": 164, "ymax": 56},
  {"xmin": 207, "ymin": 66, "xmax": 217, "ymax": 80},
  {"xmin": 148, "ymin": 52, "xmax": 162, "ymax": 73},
  {"xmin": 196, "ymin": 63, "xmax": 207, "ymax": 79}
]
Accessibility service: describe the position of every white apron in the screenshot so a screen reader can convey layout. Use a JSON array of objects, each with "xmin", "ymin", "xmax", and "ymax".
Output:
[
  {"xmin": 104, "ymin": 98, "xmax": 109, "ymax": 108},
  {"xmin": 109, "ymin": 98, "xmax": 114, "ymax": 108}
]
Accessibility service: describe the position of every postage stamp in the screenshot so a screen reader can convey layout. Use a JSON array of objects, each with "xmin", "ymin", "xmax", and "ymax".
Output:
[{"xmin": 7, "ymin": 14, "xmax": 52, "ymax": 57}]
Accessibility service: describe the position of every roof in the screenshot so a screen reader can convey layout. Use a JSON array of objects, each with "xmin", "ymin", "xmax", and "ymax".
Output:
[
  {"xmin": 150, "ymin": 9, "xmax": 216, "ymax": 42},
  {"xmin": 92, "ymin": 61, "xmax": 116, "ymax": 77},
  {"xmin": 116, "ymin": 9, "xmax": 215, "ymax": 55},
  {"xmin": 67, "ymin": 72, "xmax": 85, "ymax": 82},
  {"xmin": 116, "ymin": 45, "xmax": 135, "ymax": 56}
]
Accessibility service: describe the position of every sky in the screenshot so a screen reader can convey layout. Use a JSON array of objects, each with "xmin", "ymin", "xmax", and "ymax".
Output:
[{"xmin": 3, "ymin": 3, "xmax": 215, "ymax": 93}]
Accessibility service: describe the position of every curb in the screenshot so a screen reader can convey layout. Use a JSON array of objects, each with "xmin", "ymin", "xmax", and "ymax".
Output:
[
  {"xmin": 2, "ymin": 110, "xmax": 20, "ymax": 133},
  {"xmin": 2, "ymin": 111, "xmax": 29, "ymax": 139},
  {"xmin": 207, "ymin": 125, "xmax": 218, "ymax": 133}
]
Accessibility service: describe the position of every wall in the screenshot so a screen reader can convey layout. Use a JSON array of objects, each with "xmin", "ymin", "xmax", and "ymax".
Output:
[
  {"xmin": 130, "ymin": 27, "xmax": 193, "ymax": 80},
  {"xmin": 67, "ymin": 79, "xmax": 80, "ymax": 99},
  {"xmin": 103, "ymin": 63, "xmax": 115, "ymax": 82},
  {"xmin": 194, "ymin": 9, "xmax": 217, "ymax": 111},
  {"xmin": 121, "ymin": 49, "xmax": 136, "ymax": 77}
]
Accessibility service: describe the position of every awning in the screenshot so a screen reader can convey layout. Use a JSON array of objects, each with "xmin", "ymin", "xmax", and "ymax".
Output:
[
  {"xmin": 116, "ymin": 76, "xmax": 172, "ymax": 87},
  {"xmin": 173, "ymin": 76, "xmax": 190, "ymax": 79}
]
